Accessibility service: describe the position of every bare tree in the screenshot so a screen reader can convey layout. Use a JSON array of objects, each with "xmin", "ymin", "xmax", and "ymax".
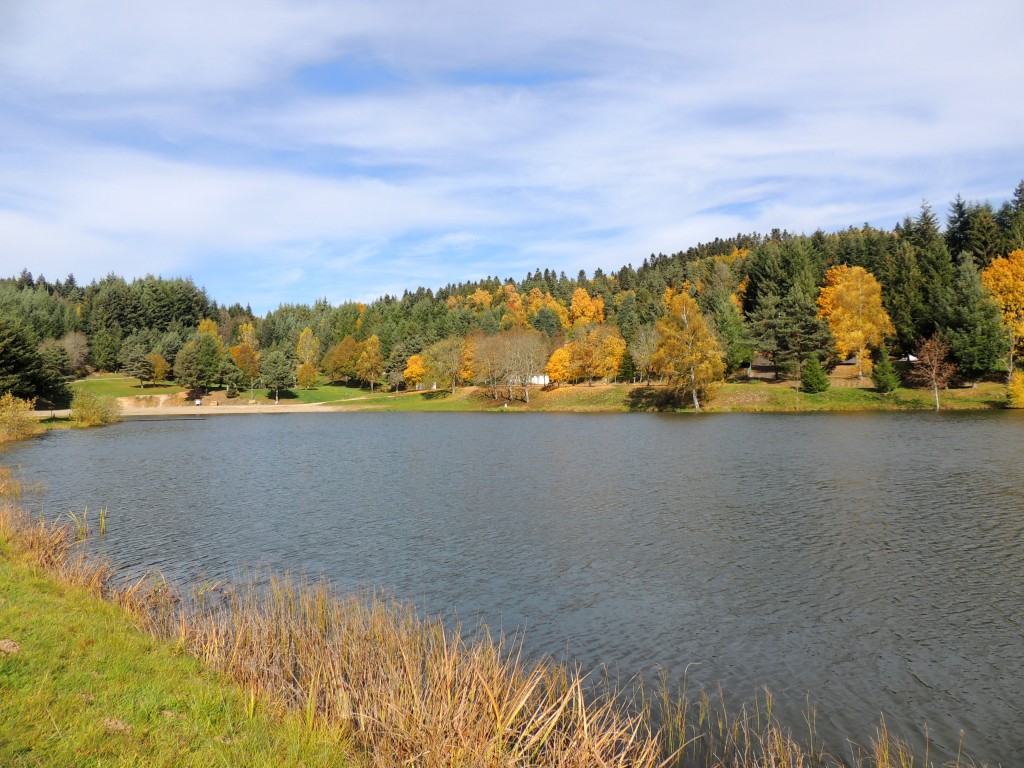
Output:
[
  {"xmin": 629, "ymin": 325, "xmax": 659, "ymax": 384},
  {"xmin": 909, "ymin": 334, "xmax": 957, "ymax": 411},
  {"xmin": 502, "ymin": 328, "xmax": 548, "ymax": 403}
]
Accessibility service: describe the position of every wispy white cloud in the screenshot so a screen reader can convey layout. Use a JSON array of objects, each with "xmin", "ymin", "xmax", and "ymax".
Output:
[{"xmin": 1, "ymin": 0, "xmax": 1021, "ymax": 311}]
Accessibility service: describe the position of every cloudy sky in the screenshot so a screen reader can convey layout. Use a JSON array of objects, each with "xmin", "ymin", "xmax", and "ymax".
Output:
[{"xmin": 1, "ymin": 1, "xmax": 1021, "ymax": 313}]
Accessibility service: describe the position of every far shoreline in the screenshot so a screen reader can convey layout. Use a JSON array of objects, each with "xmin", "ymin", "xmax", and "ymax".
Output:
[{"xmin": 34, "ymin": 375, "xmax": 1012, "ymax": 421}]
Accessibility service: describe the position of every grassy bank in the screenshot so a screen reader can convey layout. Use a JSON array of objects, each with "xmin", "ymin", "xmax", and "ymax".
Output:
[
  {"xmin": 0, "ymin": 479, "xmax": 988, "ymax": 768},
  {"xmin": 0, "ymin": 511, "xmax": 356, "ymax": 766}
]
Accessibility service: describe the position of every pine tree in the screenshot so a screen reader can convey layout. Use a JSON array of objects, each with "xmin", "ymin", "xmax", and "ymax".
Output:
[
  {"xmin": 777, "ymin": 285, "xmax": 834, "ymax": 378},
  {"xmin": 711, "ymin": 298, "xmax": 753, "ymax": 374},
  {"xmin": 945, "ymin": 194, "xmax": 973, "ymax": 259},
  {"xmin": 748, "ymin": 292, "xmax": 783, "ymax": 378},
  {"xmin": 871, "ymin": 344, "xmax": 900, "ymax": 393},
  {"xmin": 799, "ymin": 353, "xmax": 830, "ymax": 393},
  {"xmin": 260, "ymin": 349, "xmax": 293, "ymax": 404},
  {"xmin": 967, "ymin": 206, "xmax": 1002, "ymax": 269},
  {"xmin": 876, "ymin": 241, "xmax": 926, "ymax": 354},
  {"xmin": 944, "ymin": 257, "xmax": 1006, "ymax": 384}
]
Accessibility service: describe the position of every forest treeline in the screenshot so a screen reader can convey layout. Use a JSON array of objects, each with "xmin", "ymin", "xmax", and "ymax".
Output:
[{"xmin": 3, "ymin": 180, "xmax": 1024, "ymax": 409}]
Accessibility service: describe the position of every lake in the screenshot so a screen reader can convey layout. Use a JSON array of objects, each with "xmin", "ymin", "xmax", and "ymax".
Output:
[{"xmin": 7, "ymin": 411, "xmax": 1023, "ymax": 765}]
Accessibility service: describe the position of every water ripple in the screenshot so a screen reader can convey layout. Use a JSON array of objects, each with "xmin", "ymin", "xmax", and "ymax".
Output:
[{"xmin": 7, "ymin": 410, "xmax": 1024, "ymax": 765}]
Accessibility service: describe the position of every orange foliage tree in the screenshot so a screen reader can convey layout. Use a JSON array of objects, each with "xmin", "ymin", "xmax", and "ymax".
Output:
[
  {"xmin": 403, "ymin": 354, "xmax": 426, "ymax": 389},
  {"xmin": 322, "ymin": 336, "xmax": 360, "ymax": 383},
  {"xmin": 569, "ymin": 288, "xmax": 605, "ymax": 328},
  {"xmin": 546, "ymin": 346, "xmax": 573, "ymax": 387}
]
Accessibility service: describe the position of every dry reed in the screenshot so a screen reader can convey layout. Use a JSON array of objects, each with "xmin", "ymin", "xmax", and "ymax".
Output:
[{"xmin": 0, "ymin": 498, "xmax": 988, "ymax": 768}]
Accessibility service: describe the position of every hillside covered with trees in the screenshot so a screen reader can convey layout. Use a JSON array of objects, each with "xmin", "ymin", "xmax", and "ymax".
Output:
[{"xmin": 3, "ymin": 181, "xmax": 1024, "ymax": 410}]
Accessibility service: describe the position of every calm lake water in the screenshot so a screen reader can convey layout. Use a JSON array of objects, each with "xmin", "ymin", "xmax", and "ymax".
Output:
[{"xmin": 7, "ymin": 411, "xmax": 1024, "ymax": 765}]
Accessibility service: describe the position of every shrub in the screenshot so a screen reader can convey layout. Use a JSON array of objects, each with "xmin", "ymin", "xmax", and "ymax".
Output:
[
  {"xmin": 799, "ymin": 354, "xmax": 830, "ymax": 394},
  {"xmin": 871, "ymin": 344, "xmax": 900, "ymax": 393},
  {"xmin": 1007, "ymin": 369, "xmax": 1024, "ymax": 408},
  {"xmin": 70, "ymin": 390, "xmax": 122, "ymax": 426},
  {"xmin": 0, "ymin": 392, "xmax": 42, "ymax": 442}
]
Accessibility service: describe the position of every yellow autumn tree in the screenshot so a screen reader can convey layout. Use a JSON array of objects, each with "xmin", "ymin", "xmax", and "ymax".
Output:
[
  {"xmin": 652, "ymin": 289, "xmax": 725, "ymax": 411},
  {"xmin": 458, "ymin": 335, "xmax": 476, "ymax": 384},
  {"xmin": 981, "ymin": 249, "xmax": 1024, "ymax": 380},
  {"xmin": 238, "ymin": 322, "xmax": 259, "ymax": 350},
  {"xmin": 466, "ymin": 288, "xmax": 493, "ymax": 312},
  {"xmin": 197, "ymin": 318, "xmax": 221, "ymax": 339},
  {"xmin": 146, "ymin": 352, "xmax": 170, "ymax": 385},
  {"xmin": 322, "ymin": 336, "xmax": 360, "ymax": 383},
  {"xmin": 296, "ymin": 362, "xmax": 319, "ymax": 390},
  {"xmin": 296, "ymin": 326, "xmax": 321, "ymax": 366},
  {"xmin": 525, "ymin": 288, "xmax": 570, "ymax": 330},
  {"xmin": 403, "ymin": 354, "xmax": 426, "ymax": 389},
  {"xmin": 229, "ymin": 342, "xmax": 261, "ymax": 400},
  {"xmin": 546, "ymin": 346, "xmax": 573, "ymax": 387},
  {"xmin": 1007, "ymin": 369, "xmax": 1024, "ymax": 408},
  {"xmin": 569, "ymin": 288, "xmax": 605, "ymax": 328},
  {"xmin": 589, "ymin": 325, "xmax": 626, "ymax": 382},
  {"xmin": 816, "ymin": 265, "xmax": 894, "ymax": 378},
  {"xmin": 495, "ymin": 284, "xmax": 529, "ymax": 328},
  {"xmin": 357, "ymin": 335, "xmax": 384, "ymax": 392}
]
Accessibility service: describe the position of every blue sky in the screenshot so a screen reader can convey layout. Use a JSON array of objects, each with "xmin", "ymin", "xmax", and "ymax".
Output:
[{"xmin": 1, "ymin": 0, "xmax": 1022, "ymax": 314}]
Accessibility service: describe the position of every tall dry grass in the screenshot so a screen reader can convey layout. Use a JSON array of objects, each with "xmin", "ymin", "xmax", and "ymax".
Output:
[
  {"xmin": 0, "ymin": 503, "xmax": 112, "ymax": 596},
  {"xmin": 0, "ymin": 496, "xmax": 987, "ymax": 768},
  {"xmin": 122, "ymin": 572, "xmax": 666, "ymax": 768}
]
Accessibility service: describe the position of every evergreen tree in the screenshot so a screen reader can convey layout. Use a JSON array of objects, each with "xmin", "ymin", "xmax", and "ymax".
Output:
[
  {"xmin": 799, "ymin": 353, "xmax": 830, "ymax": 393},
  {"xmin": 967, "ymin": 206, "xmax": 1002, "ymax": 269},
  {"xmin": 776, "ymin": 285, "xmax": 834, "ymax": 378},
  {"xmin": 871, "ymin": 344, "xmax": 900, "ymax": 393},
  {"xmin": 748, "ymin": 292, "xmax": 783, "ymax": 377},
  {"xmin": 875, "ymin": 241, "xmax": 925, "ymax": 353},
  {"xmin": 712, "ymin": 300, "xmax": 753, "ymax": 375},
  {"xmin": 90, "ymin": 326, "xmax": 123, "ymax": 371},
  {"xmin": 118, "ymin": 333, "xmax": 153, "ymax": 387},
  {"xmin": 260, "ymin": 349, "xmax": 293, "ymax": 404},
  {"xmin": 0, "ymin": 315, "xmax": 57, "ymax": 402},
  {"xmin": 943, "ymin": 257, "xmax": 1006, "ymax": 384},
  {"xmin": 945, "ymin": 194, "xmax": 973, "ymax": 259},
  {"xmin": 173, "ymin": 334, "xmax": 222, "ymax": 394}
]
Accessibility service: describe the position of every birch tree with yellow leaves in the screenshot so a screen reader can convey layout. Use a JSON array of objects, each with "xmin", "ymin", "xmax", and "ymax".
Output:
[
  {"xmin": 981, "ymin": 249, "xmax": 1024, "ymax": 382},
  {"xmin": 651, "ymin": 290, "xmax": 725, "ymax": 411},
  {"xmin": 816, "ymin": 265, "xmax": 894, "ymax": 378}
]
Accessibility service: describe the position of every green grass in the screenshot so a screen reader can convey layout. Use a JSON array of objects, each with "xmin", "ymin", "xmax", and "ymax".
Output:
[
  {"xmin": 71, "ymin": 375, "xmax": 184, "ymax": 400},
  {"xmin": 0, "ymin": 550, "xmax": 356, "ymax": 767},
  {"xmin": 707, "ymin": 380, "xmax": 1007, "ymax": 412},
  {"xmin": 251, "ymin": 382, "xmax": 369, "ymax": 405}
]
